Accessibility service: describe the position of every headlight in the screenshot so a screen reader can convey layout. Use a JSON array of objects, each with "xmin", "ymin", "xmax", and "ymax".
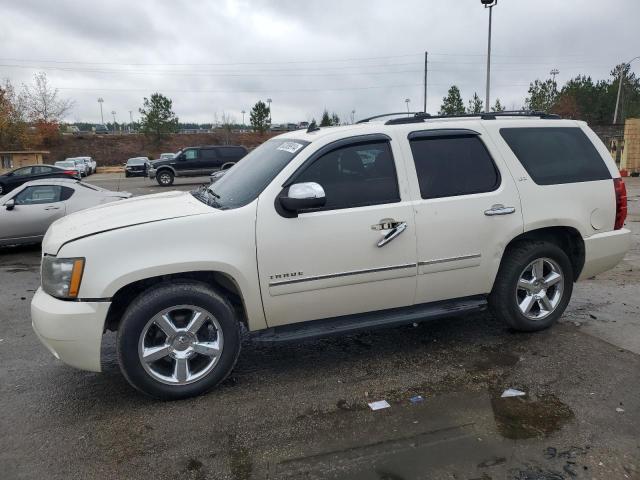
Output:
[{"xmin": 42, "ymin": 256, "xmax": 85, "ymax": 299}]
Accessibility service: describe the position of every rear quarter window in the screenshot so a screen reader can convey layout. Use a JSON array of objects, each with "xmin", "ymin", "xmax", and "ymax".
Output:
[{"xmin": 500, "ymin": 127, "xmax": 611, "ymax": 185}]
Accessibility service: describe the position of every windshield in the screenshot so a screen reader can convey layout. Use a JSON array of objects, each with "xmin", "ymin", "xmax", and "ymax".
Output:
[
  {"xmin": 196, "ymin": 138, "xmax": 309, "ymax": 209},
  {"xmin": 56, "ymin": 161, "xmax": 76, "ymax": 168},
  {"xmin": 127, "ymin": 158, "xmax": 148, "ymax": 165}
]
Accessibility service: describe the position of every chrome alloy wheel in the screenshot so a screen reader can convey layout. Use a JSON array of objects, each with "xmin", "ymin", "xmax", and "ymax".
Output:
[
  {"xmin": 138, "ymin": 305, "xmax": 224, "ymax": 385},
  {"xmin": 515, "ymin": 257, "xmax": 564, "ymax": 320},
  {"xmin": 159, "ymin": 172, "xmax": 172, "ymax": 185}
]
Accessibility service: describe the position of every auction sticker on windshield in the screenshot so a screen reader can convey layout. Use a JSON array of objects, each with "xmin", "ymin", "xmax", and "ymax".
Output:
[{"xmin": 277, "ymin": 142, "xmax": 304, "ymax": 154}]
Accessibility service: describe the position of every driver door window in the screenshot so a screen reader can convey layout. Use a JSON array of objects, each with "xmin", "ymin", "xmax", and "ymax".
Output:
[
  {"xmin": 12, "ymin": 167, "xmax": 33, "ymax": 177},
  {"xmin": 15, "ymin": 185, "xmax": 63, "ymax": 205},
  {"xmin": 294, "ymin": 141, "xmax": 400, "ymax": 211}
]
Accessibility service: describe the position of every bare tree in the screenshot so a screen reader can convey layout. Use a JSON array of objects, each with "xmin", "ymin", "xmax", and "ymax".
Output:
[
  {"xmin": 220, "ymin": 111, "xmax": 235, "ymax": 144},
  {"xmin": 22, "ymin": 72, "xmax": 73, "ymax": 123}
]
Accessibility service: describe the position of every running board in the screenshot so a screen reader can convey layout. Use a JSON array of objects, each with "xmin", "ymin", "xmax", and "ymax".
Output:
[{"xmin": 251, "ymin": 295, "xmax": 487, "ymax": 343}]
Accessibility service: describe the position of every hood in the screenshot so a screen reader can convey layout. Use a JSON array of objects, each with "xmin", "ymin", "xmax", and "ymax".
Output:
[{"xmin": 43, "ymin": 190, "xmax": 213, "ymax": 254}]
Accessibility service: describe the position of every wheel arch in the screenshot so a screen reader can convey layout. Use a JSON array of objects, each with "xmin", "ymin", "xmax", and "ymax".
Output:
[
  {"xmin": 499, "ymin": 226, "xmax": 585, "ymax": 283},
  {"xmin": 155, "ymin": 165, "xmax": 176, "ymax": 176},
  {"xmin": 105, "ymin": 270, "xmax": 248, "ymax": 333}
]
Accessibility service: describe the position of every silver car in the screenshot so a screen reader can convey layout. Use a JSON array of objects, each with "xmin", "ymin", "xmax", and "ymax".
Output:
[{"xmin": 0, "ymin": 178, "xmax": 131, "ymax": 246}]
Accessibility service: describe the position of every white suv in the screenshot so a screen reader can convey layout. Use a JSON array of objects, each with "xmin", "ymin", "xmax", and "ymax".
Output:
[{"xmin": 31, "ymin": 112, "xmax": 630, "ymax": 399}]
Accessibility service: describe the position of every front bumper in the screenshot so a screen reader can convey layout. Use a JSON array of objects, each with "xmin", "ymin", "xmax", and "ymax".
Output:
[
  {"xmin": 579, "ymin": 228, "xmax": 631, "ymax": 280},
  {"xmin": 148, "ymin": 167, "xmax": 157, "ymax": 179},
  {"xmin": 31, "ymin": 288, "xmax": 110, "ymax": 372}
]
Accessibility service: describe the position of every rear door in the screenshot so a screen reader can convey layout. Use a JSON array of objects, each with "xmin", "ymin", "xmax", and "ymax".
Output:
[
  {"xmin": 0, "ymin": 185, "xmax": 67, "ymax": 241},
  {"xmin": 400, "ymin": 127, "xmax": 523, "ymax": 303},
  {"xmin": 200, "ymin": 148, "xmax": 221, "ymax": 173},
  {"xmin": 256, "ymin": 134, "xmax": 418, "ymax": 327}
]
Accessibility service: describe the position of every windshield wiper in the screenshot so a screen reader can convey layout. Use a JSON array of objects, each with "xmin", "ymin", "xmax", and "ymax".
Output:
[{"xmin": 192, "ymin": 186, "xmax": 221, "ymax": 208}]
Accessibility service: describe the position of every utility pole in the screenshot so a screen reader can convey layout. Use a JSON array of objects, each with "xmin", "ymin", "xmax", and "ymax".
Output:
[
  {"xmin": 550, "ymin": 68, "xmax": 559, "ymax": 85},
  {"xmin": 241, "ymin": 110, "xmax": 246, "ymax": 127},
  {"xmin": 613, "ymin": 56, "xmax": 639, "ymax": 124},
  {"xmin": 111, "ymin": 111, "xmax": 116, "ymax": 132},
  {"xmin": 405, "ymin": 98, "xmax": 410, "ymax": 116},
  {"xmin": 97, "ymin": 98, "xmax": 104, "ymax": 125},
  {"xmin": 351, "ymin": 109, "xmax": 356, "ymax": 124},
  {"xmin": 423, "ymin": 51, "xmax": 428, "ymax": 113},
  {"xmin": 266, "ymin": 98, "xmax": 272, "ymax": 124},
  {"xmin": 129, "ymin": 110, "xmax": 133, "ymax": 133},
  {"xmin": 482, "ymin": 0, "xmax": 498, "ymax": 113}
]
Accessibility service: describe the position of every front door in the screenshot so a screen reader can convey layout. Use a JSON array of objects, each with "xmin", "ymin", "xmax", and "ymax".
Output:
[
  {"xmin": 1, "ymin": 185, "xmax": 67, "ymax": 242},
  {"xmin": 401, "ymin": 128, "xmax": 523, "ymax": 304},
  {"xmin": 180, "ymin": 148, "xmax": 201, "ymax": 175},
  {"xmin": 256, "ymin": 136, "xmax": 417, "ymax": 327}
]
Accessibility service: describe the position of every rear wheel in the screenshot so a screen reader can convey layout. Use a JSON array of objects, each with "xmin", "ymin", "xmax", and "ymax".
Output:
[
  {"xmin": 117, "ymin": 282, "xmax": 241, "ymax": 399},
  {"xmin": 156, "ymin": 170, "xmax": 174, "ymax": 186},
  {"xmin": 489, "ymin": 241, "xmax": 573, "ymax": 332}
]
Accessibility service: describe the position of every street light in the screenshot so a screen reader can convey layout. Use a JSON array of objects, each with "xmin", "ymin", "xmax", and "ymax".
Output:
[
  {"xmin": 351, "ymin": 109, "xmax": 356, "ymax": 124},
  {"xmin": 481, "ymin": 0, "xmax": 498, "ymax": 113},
  {"xmin": 613, "ymin": 56, "xmax": 639, "ymax": 124},
  {"xmin": 405, "ymin": 98, "xmax": 410, "ymax": 116},
  {"xmin": 241, "ymin": 110, "xmax": 246, "ymax": 127},
  {"xmin": 266, "ymin": 98, "xmax": 272, "ymax": 124},
  {"xmin": 97, "ymin": 98, "xmax": 104, "ymax": 125},
  {"xmin": 129, "ymin": 110, "xmax": 133, "ymax": 133},
  {"xmin": 111, "ymin": 111, "xmax": 116, "ymax": 132}
]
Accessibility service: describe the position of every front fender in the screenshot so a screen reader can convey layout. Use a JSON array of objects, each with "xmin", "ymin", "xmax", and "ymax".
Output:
[{"xmin": 57, "ymin": 203, "xmax": 267, "ymax": 330}]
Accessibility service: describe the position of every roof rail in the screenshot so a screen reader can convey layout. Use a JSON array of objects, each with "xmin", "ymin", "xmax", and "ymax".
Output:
[
  {"xmin": 384, "ymin": 110, "xmax": 561, "ymax": 125},
  {"xmin": 356, "ymin": 112, "xmax": 429, "ymax": 124}
]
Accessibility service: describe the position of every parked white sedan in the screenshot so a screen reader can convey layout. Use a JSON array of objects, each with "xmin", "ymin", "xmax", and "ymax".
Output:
[{"xmin": 0, "ymin": 178, "xmax": 131, "ymax": 246}]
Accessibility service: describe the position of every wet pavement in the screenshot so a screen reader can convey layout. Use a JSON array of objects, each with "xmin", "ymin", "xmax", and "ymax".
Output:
[{"xmin": 0, "ymin": 177, "xmax": 639, "ymax": 479}]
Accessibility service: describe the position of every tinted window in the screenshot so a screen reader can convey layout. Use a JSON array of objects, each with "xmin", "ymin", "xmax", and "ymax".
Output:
[
  {"xmin": 60, "ymin": 186, "xmax": 74, "ymax": 200},
  {"xmin": 14, "ymin": 185, "xmax": 62, "ymax": 205},
  {"xmin": 201, "ymin": 149, "xmax": 218, "ymax": 160},
  {"xmin": 32, "ymin": 166, "xmax": 54, "ymax": 174},
  {"xmin": 13, "ymin": 167, "xmax": 33, "ymax": 176},
  {"xmin": 206, "ymin": 138, "xmax": 309, "ymax": 209},
  {"xmin": 126, "ymin": 158, "xmax": 147, "ymax": 165},
  {"xmin": 409, "ymin": 135, "xmax": 499, "ymax": 199},
  {"xmin": 218, "ymin": 147, "xmax": 246, "ymax": 158},
  {"xmin": 500, "ymin": 127, "xmax": 611, "ymax": 185},
  {"xmin": 294, "ymin": 141, "xmax": 400, "ymax": 210}
]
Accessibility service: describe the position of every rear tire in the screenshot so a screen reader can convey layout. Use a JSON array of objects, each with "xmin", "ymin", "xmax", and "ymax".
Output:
[
  {"xmin": 489, "ymin": 241, "xmax": 573, "ymax": 332},
  {"xmin": 117, "ymin": 281, "xmax": 241, "ymax": 400},
  {"xmin": 156, "ymin": 170, "xmax": 174, "ymax": 186}
]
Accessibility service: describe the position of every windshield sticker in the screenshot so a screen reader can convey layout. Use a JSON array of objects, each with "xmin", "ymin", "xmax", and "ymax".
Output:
[{"xmin": 277, "ymin": 142, "xmax": 304, "ymax": 154}]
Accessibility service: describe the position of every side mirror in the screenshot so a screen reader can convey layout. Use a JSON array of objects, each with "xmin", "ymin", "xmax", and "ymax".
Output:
[
  {"xmin": 5, "ymin": 199, "xmax": 15, "ymax": 211},
  {"xmin": 280, "ymin": 182, "xmax": 326, "ymax": 213}
]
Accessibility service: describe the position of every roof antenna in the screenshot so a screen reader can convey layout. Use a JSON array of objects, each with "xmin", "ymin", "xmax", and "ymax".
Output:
[{"xmin": 306, "ymin": 121, "xmax": 320, "ymax": 133}]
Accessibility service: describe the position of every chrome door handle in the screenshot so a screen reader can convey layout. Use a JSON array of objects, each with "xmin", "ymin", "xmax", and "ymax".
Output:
[
  {"xmin": 377, "ymin": 221, "xmax": 407, "ymax": 248},
  {"xmin": 44, "ymin": 206, "xmax": 61, "ymax": 210},
  {"xmin": 484, "ymin": 204, "xmax": 515, "ymax": 216},
  {"xmin": 371, "ymin": 218, "xmax": 404, "ymax": 231}
]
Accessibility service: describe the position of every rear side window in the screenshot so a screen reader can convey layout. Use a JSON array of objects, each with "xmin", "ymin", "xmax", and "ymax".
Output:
[
  {"xmin": 201, "ymin": 149, "xmax": 218, "ymax": 160},
  {"xmin": 409, "ymin": 135, "xmax": 500, "ymax": 199},
  {"xmin": 500, "ymin": 127, "xmax": 611, "ymax": 185},
  {"xmin": 218, "ymin": 147, "xmax": 246, "ymax": 158},
  {"xmin": 293, "ymin": 141, "xmax": 400, "ymax": 211}
]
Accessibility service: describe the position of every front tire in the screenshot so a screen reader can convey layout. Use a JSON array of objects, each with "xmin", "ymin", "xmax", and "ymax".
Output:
[
  {"xmin": 117, "ymin": 282, "xmax": 241, "ymax": 399},
  {"xmin": 156, "ymin": 170, "xmax": 174, "ymax": 186},
  {"xmin": 489, "ymin": 241, "xmax": 573, "ymax": 332}
]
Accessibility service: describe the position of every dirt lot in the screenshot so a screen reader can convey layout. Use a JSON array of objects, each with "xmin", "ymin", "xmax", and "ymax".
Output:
[{"xmin": 0, "ymin": 177, "xmax": 638, "ymax": 480}]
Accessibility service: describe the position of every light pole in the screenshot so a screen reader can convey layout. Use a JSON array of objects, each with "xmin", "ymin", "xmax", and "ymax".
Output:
[
  {"xmin": 97, "ymin": 98, "xmax": 104, "ymax": 125},
  {"xmin": 405, "ymin": 98, "xmax": 410, "ymax": 116},
  {"xmin": 241, "ymin": 110, "xmax": 246, "ymax": 127},
  {"xmin": 111, "ymin": 111, "xmax": 116, "ymax": 132},
  {"xmin": 351, "ymin": 109, "xmax": 356, "ymax": 124},
  {"xmin": 481, "ymin": 0, "xmax": 498, "ymax": 113},
  {"xmin": 613, "ymin": 56, "xmax": 639, "ymax": 124},
  {"xmin": 266, "ymin": 98, "xmax": 272, "ymax": 124},
  {"xmin": 129, "ymin": 110, "xmax": 133, "ymax": 133}
]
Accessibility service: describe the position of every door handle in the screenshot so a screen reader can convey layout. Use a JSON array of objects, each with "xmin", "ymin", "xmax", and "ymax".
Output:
[
  {"xmin": 484, "ymin": 204, "xmax": 515, "ymax": 216},
  {"xmin": 371, "ymin": 218, "xmax": 404, "ymax": 231},
  {"xmin": 44, "ymin": 206, "xmax": 60, "ymax": 211},
  {"xmin": 377, "ymin": 222, "xmax": 407, "ymax": 248}
]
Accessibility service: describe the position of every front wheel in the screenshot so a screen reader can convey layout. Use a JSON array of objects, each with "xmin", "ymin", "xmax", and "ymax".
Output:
[
  {"xmin": 156, "ymin": 170, "xmax": 174, "ymax": 186},
  {"xmin": 117, "ymin": 282, "xmax": 241, "ymax": 399},
  {"xmin": 489, "ymin": 241, "xmax": 573, "ymax": 332}
]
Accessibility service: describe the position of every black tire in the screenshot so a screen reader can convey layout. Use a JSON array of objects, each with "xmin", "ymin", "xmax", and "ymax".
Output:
[
  {"xmin": 117, "ymin": 281, "xmax": 241, "ymax": 400},
  {"xmin": 489, "ymin": 240, "xmax": 573, "ymax": 332},
  {"xmin": 124, "ymin": 172, "xmax": 131, "ymax": 178},
  {"xmin": 156, "ymin": 170, "xmax": 174, "ymax": 186}
]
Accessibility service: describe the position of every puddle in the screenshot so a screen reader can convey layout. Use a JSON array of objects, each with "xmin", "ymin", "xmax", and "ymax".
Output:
[
  {"xmin": 471, "ymin": 349, "xmax": 519, "ymax": 372},
  {"xmin": 490, "ymin": 393, "xmax": 573, "ymax": 439}
]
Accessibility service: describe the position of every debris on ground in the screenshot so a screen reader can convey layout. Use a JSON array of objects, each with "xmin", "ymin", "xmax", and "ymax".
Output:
[
  {"xmin": 501, "ymin": 388, "xmax": 526, "ymax": 398},
  {"xmin": 409, "ymin": 395, "xmax": 424, "ymax": 404},
  {"xmin": 368, "ymin": 400, "xmax": 390, "ymax": 411},
  {"xmin": 616, "ymin": 407, "xmax": 625, "ymax": 413}
]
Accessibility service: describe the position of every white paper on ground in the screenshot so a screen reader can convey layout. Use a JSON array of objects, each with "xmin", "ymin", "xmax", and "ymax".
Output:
[
  {"xmin": 501, "ymin": 388, "xmax": 526, "ymax": 398},
  {"xmin": 368, "ymin": 400, "xmax": 391, "ymax": 410}
]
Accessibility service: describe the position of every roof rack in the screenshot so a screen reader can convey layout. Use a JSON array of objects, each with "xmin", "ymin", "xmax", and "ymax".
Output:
[
  {"xmin": 356, "ymin": 112, "xmax": 430, "ymax": 124},
  {"xmin": 383, "ymin": 110, "xmax": 561, "ymax": 125}
]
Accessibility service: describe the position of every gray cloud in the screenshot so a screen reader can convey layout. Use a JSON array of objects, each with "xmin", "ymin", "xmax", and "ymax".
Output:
[{"xmin": 1, "ymin": 0, "xmax": 637, "ymax": 124}]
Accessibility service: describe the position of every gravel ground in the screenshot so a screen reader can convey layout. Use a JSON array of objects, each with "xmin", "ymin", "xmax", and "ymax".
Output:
[{"xmin": 0, "ymin": 176, "xmax": 638, "ymax": 480}]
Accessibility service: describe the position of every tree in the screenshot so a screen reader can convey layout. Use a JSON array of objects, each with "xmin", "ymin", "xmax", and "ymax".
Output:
[
  {"xmin": 439, "ymin": 86, "xmax": 465, "ymax": 115},
  {"xmin": 220, "ymin": 111, "xmax": 235, "ymax": 144},
  {"xmin": 525, "ymin": 79, "xmax": 557, "ymax": 112},
  {"xmin": 249, "ymin": 100, "xmax": 270, "ymax": 134},
  {"xmin": 138, "ymin": 92, "xmax": 178, "ymax": 143},
  {"xmin": 22, "ymin": 72, "xmax": 73, "ymax": 123},
  {"xmin": 0, "ymin": 79, "xmax": 29, "ymax": 150},
  {"xmin": 467, "ymin": 92, "xmax": 483, "ymax": 114},
  {"xmin": 331, "ymin": 112, "xmax": 340, "ymax": 126},
  {"xmin": 320, "ymin": 109, "xmax": 332, "ymax": 127},
  {"xmin": 492, "ymin": 98, "xmax": 505, "ymax": 112}
]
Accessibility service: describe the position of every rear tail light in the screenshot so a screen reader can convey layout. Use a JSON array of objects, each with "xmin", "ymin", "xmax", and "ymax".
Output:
[
  {"xmin": 63, "ymin": 170, "xmax": 75, "ymax": 175},
  {"xmin": 614, "ymin": 178, "xmax": 627, "ymax": 230}
]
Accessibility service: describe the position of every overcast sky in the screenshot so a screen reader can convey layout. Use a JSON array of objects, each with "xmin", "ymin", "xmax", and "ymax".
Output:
[{"xmin": 1, "ymin": 0, "xmax": 638, "ymax": 124}]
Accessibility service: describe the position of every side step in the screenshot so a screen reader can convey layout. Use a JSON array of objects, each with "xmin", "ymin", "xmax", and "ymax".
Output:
[{"xmin": 251, "ymin": 295, "xmax": 487, "ymax": 343}]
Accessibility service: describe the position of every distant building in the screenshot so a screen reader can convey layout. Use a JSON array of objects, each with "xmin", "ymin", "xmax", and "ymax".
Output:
[{"xmin": 0, "ymin": 150, "xmax": 49, "ymax": 172}]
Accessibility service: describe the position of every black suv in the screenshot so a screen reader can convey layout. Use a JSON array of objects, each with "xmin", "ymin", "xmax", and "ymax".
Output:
[{"xmin": 148, "ymin": 145, "xmax": 247, "ymax": 186}]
